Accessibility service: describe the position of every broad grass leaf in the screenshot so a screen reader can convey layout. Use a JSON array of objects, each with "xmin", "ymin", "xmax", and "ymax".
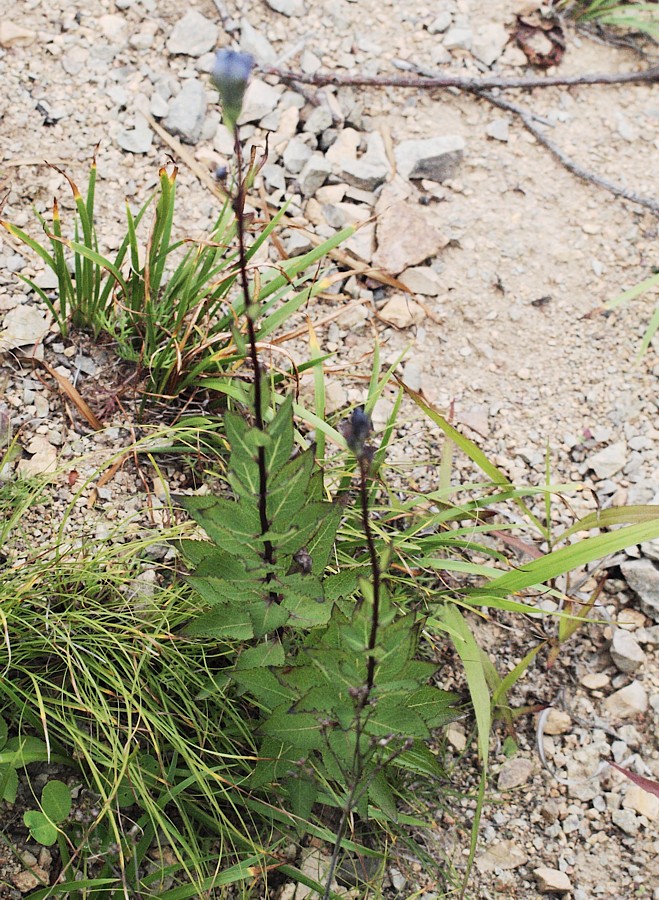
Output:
[{"xmin": 440, "ymin": 604, "xmax": 490, "ymax": 768}]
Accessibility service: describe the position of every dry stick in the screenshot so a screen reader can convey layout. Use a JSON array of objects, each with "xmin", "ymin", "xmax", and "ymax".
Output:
[
  {"xmin": 469, "ymin": 88, "xmax": 659, "ymax": 216},
  {"xmin": 261, "ymin": 63, "xmax": 659, "ymax": 91}
]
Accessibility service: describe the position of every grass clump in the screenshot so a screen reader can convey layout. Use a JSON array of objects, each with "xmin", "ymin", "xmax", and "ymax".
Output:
[{"xmin": 559, "ymin": 0, "xmax": 659, "ymax": 37}]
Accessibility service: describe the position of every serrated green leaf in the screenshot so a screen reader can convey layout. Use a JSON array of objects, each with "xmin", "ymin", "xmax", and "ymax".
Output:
[
  {"xmin": 365, "ymin": 698, "xmax": 429, "ymax": 739},
  {"xmin": 269, "ymin": 451, "xmax": 314, "ymax": 527},
  {"xmin": 392, "ymin": 742, "xmax": 445, "ymax": 779},
  {"xmin": 225, "ymin": 412, "xmax": 259, "ymax": 495},
  {"xmin": 285, "ymin": 772, "xmax": 317, "ymax": 829},
  {"xmin": 276, "ymin": 502, "xmax": 339, "ymax": 557},
  {"xmin": 368, "ymin": 771, "xmax": 398, "ymax": 822},
  {"xmin": 23, "ymin": 810, "xmax": 58, "ymax": 847},
  {"xmin": 307, "ymin": 503, "xmax": 342, "ymax": 574},
  {"xmin": 232, "ymin": 667, "xmax": 294, "ymax": 710},
  {"xmin": 236, "ymin": 640, "xmax": 285, "ymax": 670},
  {"xmin": 176, "ymin": 538, "xmax": 215, "ymax": 567},
  {"xmin": 266, "ymin": 395, "xmax": 294, "ymax": 475},
  {"xmin": 262, "ymin": 707, "xmax": 325, "ymax": 751},
  {"xmin": 323, "ymin": 570, "xmax": 358, "ymax": 601},
  {"xmin": 41, "ymin": 780, "xmax": 71, "ymax": 822},
  {"xmin": 180, "ymin": 496, "xmax": 260, "ymax": 553},
  {"xmin": 407, "ymin": 686, "xmax": 459, "ymax": 728},
  {"xmin": 184, "ymin": 604, "xmax": 254, "ymax": 640},
  {"xmin": 250, "ymin": 738, "xmax": 297, "ymax": 789},
  {"xmin": 248, "ymin": 600, "xmax": 291, "ymax": 638}
]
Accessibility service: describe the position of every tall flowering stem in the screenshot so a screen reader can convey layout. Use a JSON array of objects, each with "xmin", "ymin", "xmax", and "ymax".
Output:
[{"xmin": 212, "ymin": 50, "xmax": 276, "ymax": 585}]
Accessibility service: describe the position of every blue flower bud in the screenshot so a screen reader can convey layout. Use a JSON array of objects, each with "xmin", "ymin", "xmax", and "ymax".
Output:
[
  {"xmin": 211, "ymin": 49, "xmax": 254, "ymax": 135},
  {"xmin": 344, "ymin": 406, "xmax": 373, "ymax": 459}
]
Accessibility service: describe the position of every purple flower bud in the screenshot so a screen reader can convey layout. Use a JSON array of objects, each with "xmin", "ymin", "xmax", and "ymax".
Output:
[
  {"xmin": 211, "ymin": 49, "xmax": 254, "ymax": 134},
  {"xmin": 343, "ymin": 406, "xmax": 373, "ymax": 459}
]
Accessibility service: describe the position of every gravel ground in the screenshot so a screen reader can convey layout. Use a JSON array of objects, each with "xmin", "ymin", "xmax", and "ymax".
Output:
[{"xmin": 0, "ymin": 0, "xmax": 658, "ymax": 897}]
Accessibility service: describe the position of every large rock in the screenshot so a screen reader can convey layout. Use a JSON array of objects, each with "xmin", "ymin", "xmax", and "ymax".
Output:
[
  {"xmin": 395, "ymin": 135, "xmax": 465, "ymax": 182},
  {"xmin": 621, "ymin": 558, "xmax": 659, "ymax": 622},
  {"xmin": 373, "ymin": 200, "xmax": 447, "ymax": 275},
  {"xmin": 533, "ymin": 868, "xmax": 572, "ymax": 894},
  {"xmin": 167, "ymin": 10, "xmax": 218, "ymax": 57},
  {"xmin": 240, "ymin": 19, "xmax": 277, "ymax": 65},
  {"xmin": 266, "ymin": 0, "xmax": 305, "ymax": 16},
  {"xmin": 164, "ymin": 80, "xmax": 207, "ymax": 144},
  {"xmin": 116, "ymin": 116, "xmax": 153, "ymax": 154},
  {"xmin": 589, "ymin": 440, "xmax": 627, "ymax": 479}
]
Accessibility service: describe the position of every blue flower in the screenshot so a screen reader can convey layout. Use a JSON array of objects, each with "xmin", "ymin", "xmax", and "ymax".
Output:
[{"xmin": 211, "ymin": 49, "xmax": 254, "ymax": 134}]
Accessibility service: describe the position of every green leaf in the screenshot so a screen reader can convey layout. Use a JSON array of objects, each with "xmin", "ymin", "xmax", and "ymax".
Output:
[
  {"xmin": 285, "ymin": 772, "xmax": 317, "ymax": 828},
  {"xmin": 180, "ymin": 495, "xmax": 261, "ymax": 553},
  {"xmin": 250, "ymin": 738, "xmax": 298, "ymax": 790},
  {"xmin": 236, "ymin": 640, "xmax": 285, "ymax": 670},
  {"xmin": 184, "ymin": 604, "xmax": 254, "ymax": 640},
  {"xmin": 366, "ymin": 698, "xmax": 429, "ymax": 739},
  {"xmin": 0, "ymin": 718, "xmax": 7, "ymax": 750},
  {"xmin": 265, "ymin": 395, "xmax": 294, "ymax": 475},
  {"xmin": 0, "ymin": 764, "xmax": 18, "ymax": 804},
  {"xmin": 392, "ymin": 741, "xmax": 445, "ymax": 779},
  {"xmin": 248, "ymin": 600, "xmax": 291, "ymax": 638},
  {"xmin": 407, "ymin": 686, "xmax": 459, "ymax": 728},
  {"xmin": 368, "ymin": 771, "xmax": 398, "ymax": 822},
  {"xmin": 262, "ymin": 707, "xmax": 325, "ymax": 751},
  {"xmin": 232, "ymin": 668, "xmax": 294, "ymax": 711},
  {"xmin": 2, "ymin": 736, "xmax": 49, "ymax": 767},
  {"xmin": 440, "ymin": 605, "xmax": 490, "ymax": 768},
  {"xmin": 23, "ymin": 810, "xmax": 58, "ymax": 847},
  {"xmin": 225, "ymin": 412, "xmax": 259, "ymax": 495},
  {"xmin": 268, "ymin": 451, "xmax": 314, "ymax": 528},
  {"xmin": 323, "ymin": 570, "xmax": 358, "ymax": 601},
  {"xmin": 41, "ymin": 780, "xmax": 71, "ymax": 823}
]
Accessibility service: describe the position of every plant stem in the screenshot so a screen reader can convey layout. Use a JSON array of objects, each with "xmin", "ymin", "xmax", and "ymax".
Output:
[
  {"xmin": 233, "ymin": 130, "xmax": 276, "ymax": 580},
  {"xmin": 359, "ymin": 456, "xmax": 380, "ymax": 695}
]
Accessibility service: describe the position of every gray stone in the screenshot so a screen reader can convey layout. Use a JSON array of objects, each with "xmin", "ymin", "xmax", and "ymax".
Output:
[
  {"xmin": 612, "ymin": 807, "xmax": 640, "ymax": 835},
  {"xmin": 266, "ymin": 0, "xmax": 305, "ymax": 16},
  {"xmin": 610, "ymin": 629, "xmax": 647, "ymax": 674},
  {"xmin": 472, "ymin": 22, "xmax": 509, "ymax": 66},
  {"xmin": 298, "ymin": 155, "xmax": 332, "ymax": 196},
  {"xmin": 497, "ymin": 757, "xmax": 534, "ymax": 790},
  {"xmin": 238, "ymin": 79, "xmax": 281, "ymax": 124},
  {"xmin": 486, "ymin": 118, "xmax": 510, "ymax": 142},
  {"xmin": 116, "ymin": 116, "xmax": 153, "ymax": 154},
  {"xmin": 240, "ymin": 19, "xmax": 277, "ymax": 65},
  {"xmin": 476, "ymin": 840, "xmax": 527, "ymax": 874},
  {"xmin": 0, "ymin": 304, "xmax": 50, "ymax": 351},
  {"xmin": 149, "ymin": 93, "xmax": 169, "ymax": 118},
  {"xmin": 338, "ymin": 131, "xmax": 390, "ymax": 191},
  {"xmin": 589, "ymin": 440, "xmax": 627, "ymax": 479},
  {"xmin": 395, "ymin": 135, "xmax": 465, "ymax": 182},
  {"xmin": 443, "ymin": 26, "xmax": 473, "ymax": 50},
  {"xmin": 379, "ymin": 295, "xmax": 424, "ymax": 328},
  {"xmin": 167, "ymin": 10, "xmax": 218, "ymax": 58},
  {"xmin": 164, "ymin": 80, "xmax": 207, "ymax": 144},
  {"xmin": 261, "ymin": 164, "xmax": 286, "ymax": 191},
  {"xmin": 603, "ymin": 680, "xmax": 648, "ymax": 719},
  {"xmin": 303, "ymin": 104, "xmax": 333, "ymax": 135},
  {"xmin": 283, "ymin": 138, "xmax": 313, "ymax": 174},
  {"xmin": 373, "ymin": 200, "xmax": 448, "ymax": 275},
  {"xmin": 533, "ymin": 868, "xmax": 572, "ymax": 894},
  {"xmin": 621, "ymin": 558, "xmax": 659, "ymax": 621},
  {"xmin": 641, "ymin": 537, "xmax": 659, "ymax": 561},
  {"xmin": 398, "ymin": 266, "xmax": 443, "ymax": 296},
  {"xmin": 427, "ymin": 11, "xmax": 452, "ymax": 34}
]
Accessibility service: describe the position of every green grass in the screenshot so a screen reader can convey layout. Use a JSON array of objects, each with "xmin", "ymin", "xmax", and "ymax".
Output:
[{"xmin": 562, "ymin": 0, "xmax": 659, "ymax": 37}]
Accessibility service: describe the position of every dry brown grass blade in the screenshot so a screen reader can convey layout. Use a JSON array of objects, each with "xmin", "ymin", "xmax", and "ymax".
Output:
[{"xmin": 36, "ymin": 359, "xmax": 104, "ymax": 430}]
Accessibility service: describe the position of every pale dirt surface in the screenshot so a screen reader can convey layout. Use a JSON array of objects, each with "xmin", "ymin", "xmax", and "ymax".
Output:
[{"xmin": 0, "ymin": 0, "xmax": 658, "ymax": 897}]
